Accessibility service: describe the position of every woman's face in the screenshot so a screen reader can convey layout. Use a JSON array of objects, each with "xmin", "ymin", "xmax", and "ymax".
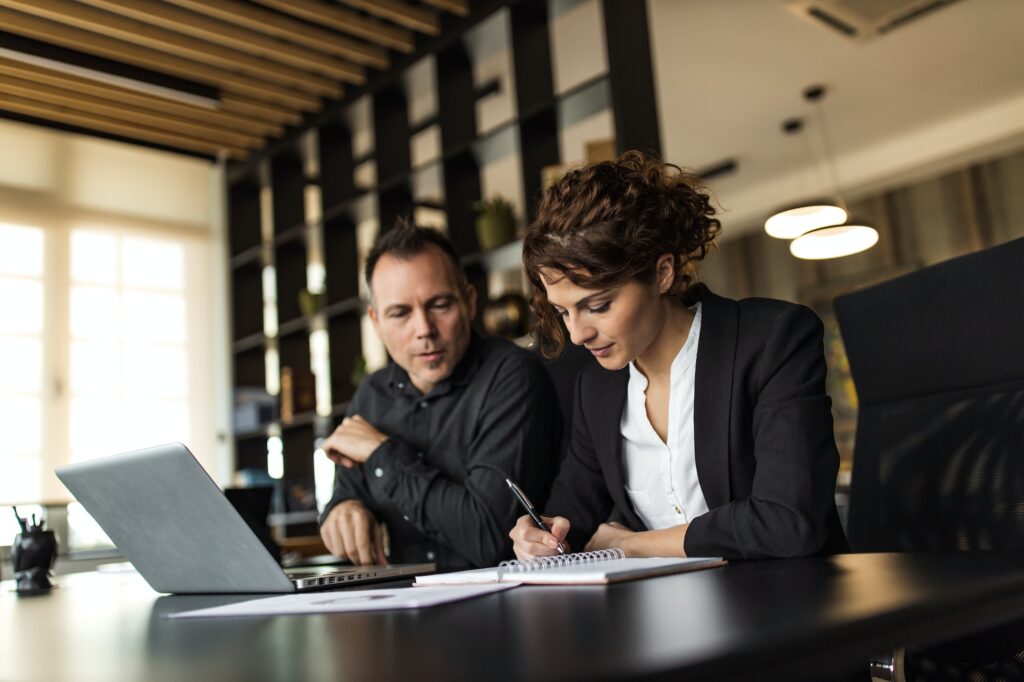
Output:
[{"xmin": 540, "ymin": 268, "xmax": 664, "ymax": 371}]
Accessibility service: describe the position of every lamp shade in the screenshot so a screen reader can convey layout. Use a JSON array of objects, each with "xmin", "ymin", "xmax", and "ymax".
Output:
[
  {"xmin": 789, "ymin": 221, "xmax": 879, "ymax": 260},
  {"xmin": 764, "ymin": 201, "xmax": 847, "ymax": 239}
]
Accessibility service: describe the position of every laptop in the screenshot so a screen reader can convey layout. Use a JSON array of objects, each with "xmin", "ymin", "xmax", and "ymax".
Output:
[{"xmin": 55, "ymin": 443, "xmax": 435, "ymax": 594}]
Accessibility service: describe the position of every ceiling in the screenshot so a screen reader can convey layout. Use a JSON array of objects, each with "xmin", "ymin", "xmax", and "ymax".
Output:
[
  {"xmin": 3, "ymin": 0, "xmax": 1022, "ymax": 235},
  {"xmin": 648, "ymin": 0, "xmax": 1024, "ymax": 237},
  {"xmin": 0, "ymin": 0, "xmax": 470, "ymax": 160}
]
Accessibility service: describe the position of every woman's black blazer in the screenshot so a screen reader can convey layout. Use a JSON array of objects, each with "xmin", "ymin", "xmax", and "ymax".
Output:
[{"xmin": 545, "ymin": 285, "xmax": 848, "ymax": 559}]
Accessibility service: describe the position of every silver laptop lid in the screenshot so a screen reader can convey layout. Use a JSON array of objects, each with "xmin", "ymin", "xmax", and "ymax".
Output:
[{"xmin": 56, "ymin": 443, "xmax": 294, "ymax": 594}]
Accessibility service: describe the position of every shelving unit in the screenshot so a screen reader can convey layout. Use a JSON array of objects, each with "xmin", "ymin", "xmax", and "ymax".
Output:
[{"xmin": 223, "ymin": 1, "xmax": 661, "ymax": 493}]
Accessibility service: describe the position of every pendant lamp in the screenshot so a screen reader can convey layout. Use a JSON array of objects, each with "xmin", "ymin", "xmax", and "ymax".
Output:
[
  {"xmin": 789, "ymin": 220, "xmax": 880, "ymax": 260},
  {"xmin": 768, "ymin": 87, "xmax": 879, "ymax": 259},
  {"xmin": 764, "ymin": 118, "xmax": 847, "ymax": 239}
]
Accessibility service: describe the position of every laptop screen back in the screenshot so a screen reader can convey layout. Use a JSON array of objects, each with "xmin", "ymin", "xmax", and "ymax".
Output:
[{"xmin": 56, "ymin": 443, "xmax": 294, "ymax": 593}]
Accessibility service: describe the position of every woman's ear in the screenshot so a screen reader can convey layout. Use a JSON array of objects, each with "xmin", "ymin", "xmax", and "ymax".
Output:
[{"xmin": 656, "ymin": 254, "xmax": 676, "ymax": 295}]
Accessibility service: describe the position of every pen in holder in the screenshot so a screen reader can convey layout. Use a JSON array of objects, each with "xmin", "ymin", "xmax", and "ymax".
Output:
[{"xmin": 10, "ymin": 507, "xmax": 58, "ymax": 596}]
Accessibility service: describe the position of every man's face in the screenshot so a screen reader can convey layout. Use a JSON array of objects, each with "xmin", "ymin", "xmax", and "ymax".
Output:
[{"xmin": 368, "ymin": 246, "xmax": 476, "ymax": 394}]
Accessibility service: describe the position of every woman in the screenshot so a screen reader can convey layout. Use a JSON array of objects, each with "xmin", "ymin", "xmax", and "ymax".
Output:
[{"xmin": 510, "ymin": 151, "xmax": 847, "ymax": 561}]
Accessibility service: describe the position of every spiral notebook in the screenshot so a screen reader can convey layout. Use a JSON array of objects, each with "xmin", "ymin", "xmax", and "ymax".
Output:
[{"xmin": 413, "ymin": 549, "xmax": 725, "ymax": 586}]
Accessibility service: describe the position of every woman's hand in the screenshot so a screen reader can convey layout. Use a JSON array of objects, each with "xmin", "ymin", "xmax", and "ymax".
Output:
[
  {"xmin": 509, "ymin": 514, "xmax": 571, "ymax": 560},
  {"xmin": 584, "ymin": 522, "xmax": 637, "ymax": 554}
]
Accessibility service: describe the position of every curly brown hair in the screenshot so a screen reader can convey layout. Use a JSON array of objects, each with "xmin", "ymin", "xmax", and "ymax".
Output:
[{"xmin": 523, "ymin": 150, "xmax": 721, "ymax": 357}]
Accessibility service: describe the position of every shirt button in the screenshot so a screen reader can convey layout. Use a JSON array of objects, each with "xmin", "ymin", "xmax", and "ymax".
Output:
[
  {"xmin": 403, "ymin": 515, "xmax": 410, "ymax": 522},
  {"xmin": 397, "ymin": 382, "xmax": 405, "ymax": 389},
  {"xmin": 374, "ymin": 467, "xmax": 384, "ymax": 478},
  {"xmin": 419, "ymin": 401, "xmax": 428, "ymax": 409},
  {"xmin": 416, "ymin": 452, "xmax": 423, "ymax": 458},
  {"xmin": 426, "ymin": 551, "xmax": 436, "ymax": 561}
]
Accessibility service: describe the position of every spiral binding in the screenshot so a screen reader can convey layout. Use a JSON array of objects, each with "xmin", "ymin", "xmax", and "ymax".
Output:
[{"xmin": 498, "ymin": 548, "xmax": 625, "ymax": 573}]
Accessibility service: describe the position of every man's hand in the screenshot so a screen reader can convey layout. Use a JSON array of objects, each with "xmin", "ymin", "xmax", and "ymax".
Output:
[
  {"xmin": 584, "ymin": 522, "xmax": 636, "ymax": 554},
  {"xmin": 322, "ymin": 415, "xmax": 389, "ymax": 468},
  {"xmin": 319, "ymin": 499, "xmax": 387, "ymax": 565}
]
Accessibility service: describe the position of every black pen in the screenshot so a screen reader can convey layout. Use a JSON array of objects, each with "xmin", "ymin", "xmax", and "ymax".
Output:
[{"xmin": 506, "ymin": 478, "xmax": 566, "ymax": 554}]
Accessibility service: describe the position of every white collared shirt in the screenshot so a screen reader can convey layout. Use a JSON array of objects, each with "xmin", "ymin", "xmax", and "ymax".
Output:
[{"xmin": 620, "ymin": 302, "xmax": 708, "ymax": 530}]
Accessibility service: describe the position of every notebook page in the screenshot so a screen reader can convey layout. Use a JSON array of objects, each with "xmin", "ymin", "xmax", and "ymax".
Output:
[
  {"xmin": 512, "ymin": 556, "xmax": 725, "ymax": 585},
  {"xmin": 413, "ymin": 549, "xmax": 622, "ymax": 586},
  {"xmin": 413, "ymin": 566, "xmax": 503, "ymax": 586}
]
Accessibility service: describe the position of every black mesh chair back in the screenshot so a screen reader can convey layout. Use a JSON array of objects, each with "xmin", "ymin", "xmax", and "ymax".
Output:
[
  {"xmin": 836, "ymin": 236, "xmax": 1024, "ymax": 553},
  {"xmin": 836, "ymin": 237, "xmax": 1024, "ymax": 680}
]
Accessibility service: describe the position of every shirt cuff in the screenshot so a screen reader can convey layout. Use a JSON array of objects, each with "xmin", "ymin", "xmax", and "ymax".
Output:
[{"xmin": 363, "ymin": 437, "xmax": 421, "ymax": 496}]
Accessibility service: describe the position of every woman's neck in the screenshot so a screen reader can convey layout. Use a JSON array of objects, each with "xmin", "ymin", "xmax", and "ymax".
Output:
[{"xmin": 634, "ymin": 298, "xmax": 694, "ymax": 381}]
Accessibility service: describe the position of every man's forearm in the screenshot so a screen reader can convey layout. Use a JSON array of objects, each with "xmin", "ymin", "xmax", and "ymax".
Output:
[{"xmin": 361, "ymin": 435, "xmax": 546, "ymax": 567}]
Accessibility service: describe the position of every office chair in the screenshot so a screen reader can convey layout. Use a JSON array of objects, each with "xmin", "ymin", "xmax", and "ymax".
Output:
[{"xmin": 835, "ymin": 236, "xmax": 1024, "ymax": 681}]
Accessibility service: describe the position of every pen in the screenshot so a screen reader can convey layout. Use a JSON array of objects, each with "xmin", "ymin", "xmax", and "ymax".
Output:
[{"xmin": 506, "ymin": 478, "xmax": 566, "ymax": 554}]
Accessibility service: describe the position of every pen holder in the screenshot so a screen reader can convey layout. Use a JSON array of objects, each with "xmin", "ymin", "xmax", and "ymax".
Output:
[{"xmin": 11, "ymin": 529, "xmax": 58, "ymax": 596}]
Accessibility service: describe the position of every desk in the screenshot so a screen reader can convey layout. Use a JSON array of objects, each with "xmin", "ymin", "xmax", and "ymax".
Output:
[{"xmin": 4, "ymin": 552, "xmax": 1024, "ymax": 682}]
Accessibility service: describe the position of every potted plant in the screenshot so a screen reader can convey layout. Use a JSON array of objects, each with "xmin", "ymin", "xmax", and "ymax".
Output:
[
  {"xmin": 472, "ymin": 195, "xmax": 516, "ymax": 251},
  {"xmin": 298, "ymin": 288, "xmax": 326, "ymax": 319}
]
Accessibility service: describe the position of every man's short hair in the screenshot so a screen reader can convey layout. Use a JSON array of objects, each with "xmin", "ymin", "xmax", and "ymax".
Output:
[{"xmin": 364, "ymin": 219, "xmax": 469, "ymax": 293}]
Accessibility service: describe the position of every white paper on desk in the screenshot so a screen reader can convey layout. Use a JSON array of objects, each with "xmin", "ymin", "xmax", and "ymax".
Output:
[{"xmin": 168, "ymin": 583, "xmax": 520, "ymax": 619}]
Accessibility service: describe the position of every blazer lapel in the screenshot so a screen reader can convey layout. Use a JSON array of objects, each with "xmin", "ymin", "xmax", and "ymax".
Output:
[
  {"xmin": 693, "ymin": 287, "xmax": 737, "ymax": 509},
  {"xmin": 589, "ymin": 367, "xmax": 641, "ymax": 527}
]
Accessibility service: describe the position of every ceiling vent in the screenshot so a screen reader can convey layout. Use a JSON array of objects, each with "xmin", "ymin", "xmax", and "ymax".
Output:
[{"xmin": 785, "ymin": 0, "xmax": 963, "ymax": 42}]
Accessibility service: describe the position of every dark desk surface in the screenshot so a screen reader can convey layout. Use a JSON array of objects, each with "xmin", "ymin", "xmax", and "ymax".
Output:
[{"xmin": 5, "ymin": 552, "xmax": 1024, "ymax": 682}]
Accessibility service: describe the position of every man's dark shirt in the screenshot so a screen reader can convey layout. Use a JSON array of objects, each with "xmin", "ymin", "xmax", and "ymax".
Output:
[{"xmin": 320, "ymin": 332, "xmax": 561, "ymax": 570}]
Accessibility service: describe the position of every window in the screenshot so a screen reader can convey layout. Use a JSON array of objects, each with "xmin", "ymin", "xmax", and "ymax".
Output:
[
  {"xmin": 0, "ymin": 224, "xmax": 45, "ymax": 505},
  {"xmin": 0, "ymin": 222, "xmax": 216, "ymax": 547},
  {"xmin": 68, "ymin": 230, "xmax": 191, "ymax": 460}
]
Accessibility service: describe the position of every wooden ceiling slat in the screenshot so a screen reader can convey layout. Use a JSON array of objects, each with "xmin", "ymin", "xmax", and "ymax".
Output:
[
  {"xmin": 78, "ymin": 0, "xmax": 368, "ymax": 84},
  {"xmin": 220, "ymin": 95, "xmax": 302, "ymax": 127},
  {"xmin": 0, "ymin": 0, "xmax": 353, "ymax": 94},
  {"xmin": 0, "ymin": 7, "xmax": 320, "ymax": 112},
  {"xmin": 258, "ymin": 0, "xmax": 421, "ymax": 54},
  {"xmin": 0, "ymin": 56, "xmax": 282, "ymax": 137},
  {"xmin": 0, "ymin": 74, "xmax": 263, "ymax": 148},
  {"xmin": 0, "ymin": 93, "xmax": 249, "ymax": 159},
  {"xmin": 421, "ymin": 0, "xmax": 470, "ymax": 16},
  {"xmin": 333, "ymin": 0, "xmax": 440, "ymax": 36},
  {"xmin": 165, "ymin": 0, "xmax": 404, "ymax": 61}
]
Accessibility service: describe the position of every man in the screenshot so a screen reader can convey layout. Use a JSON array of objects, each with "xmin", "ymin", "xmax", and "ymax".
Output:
[{"xmin": 318, "ymin": 222, "xmax": 561, "ymax": 571}]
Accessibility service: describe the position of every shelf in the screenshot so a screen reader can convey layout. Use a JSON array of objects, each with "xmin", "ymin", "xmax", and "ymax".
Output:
[
  {"xmin": 277, "ymin": 316, "xmax": 310, "ymax": 338},
  {"xmin": 461, "ymin": 238, "xmax": 523, "ymax": 272},
  {"xmin": 319, "ymin": 193, "xmax": 364, "ymax": 224},
  {"xmin": 324, "ymin": 296, "xmax": 363, "ymax": 319},
  {"xmin": 408, "ymin": 77, "xmax": 502, "ymax": 137},
  {"xmin": 235, "ymin": 411, "xmax": 334, "ymax": 439},
  {"xmin": 376, "ymin": 168, "xmax": 413, "ymax": 195},
  {"xmin": 235, "ymin": 424, "xmax": 272, "ymax": 442},
  {"xmin": 232, "ymin": 331, "xmax": 267, "ymax": 354},
  {"xmin": 281, "ymin": 410, "xmax": 320, "ymax": 430},
  {"xmin": 224, "ymin": 5, "xmax": 632, "ymax": 481},
  {"xmin": 273, "ymin": 223, "xmax": 307, "ymax": 248},
  {"xmin": 311, "ymin": 73, "xmax": 612, "ymax": 227},
  {"xmin": 230, "ymin": 244, "xmax": 262, "ymax": 269},
  {"xmin": 269, "ymin": 510, "xmax": 319, "ymax": 525}
]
